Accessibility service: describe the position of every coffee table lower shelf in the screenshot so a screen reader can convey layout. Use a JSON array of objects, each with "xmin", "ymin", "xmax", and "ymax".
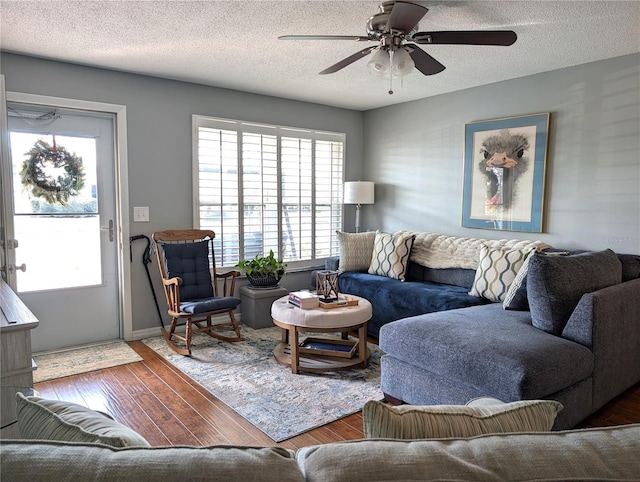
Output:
[{"xmin": 274, "ymin": 342, "xmax": 370, "ymax": 373}]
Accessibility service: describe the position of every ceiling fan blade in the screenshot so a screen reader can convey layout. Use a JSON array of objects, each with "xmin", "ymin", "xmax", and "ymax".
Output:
[
  {"xmin": 387, "ymin": 1, "xmax": 429, "ymax": 33},
  {"xmin": 405, "ymin": 46, "xmax": 446, "ymax": 75},
  {"xmin": 412, "ymin": 30, "xmax": 517, "ymax": 46},
  {"xmin": 319, "ymin": 46, "xmax": 377, "ymax": 75},
  {"xmin": 279, "ymin": 35, "xmax": 372, "ymax": 42}
]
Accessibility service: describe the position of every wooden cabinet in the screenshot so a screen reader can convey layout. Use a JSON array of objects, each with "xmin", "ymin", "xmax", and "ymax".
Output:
[{"xmin": 0, "ymin": 279, "xmax": 39, "ymax": 438}]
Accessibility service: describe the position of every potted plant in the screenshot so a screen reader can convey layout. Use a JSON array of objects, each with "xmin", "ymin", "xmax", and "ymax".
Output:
[{"xmin": 236, "ymin": 250, "xmax": 287, "ymax": 288}]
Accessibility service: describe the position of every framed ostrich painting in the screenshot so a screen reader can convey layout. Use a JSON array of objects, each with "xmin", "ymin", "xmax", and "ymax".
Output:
[{"xmin": 462, "ymin": 112, "xmax": 550, "ymax": 232}]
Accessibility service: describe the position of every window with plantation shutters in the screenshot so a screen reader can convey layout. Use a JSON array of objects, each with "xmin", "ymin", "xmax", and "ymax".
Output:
[{"xmin": 193, "ymin": 115, "xmax": 344, "ymax": 268}]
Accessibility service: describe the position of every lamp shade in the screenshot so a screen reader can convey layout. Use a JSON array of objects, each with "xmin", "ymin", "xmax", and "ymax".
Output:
[
  {"xmin": 392, "ymin": 48, "xmax": 414, "ymax": 77},
  {"xmin": 344, "ymin": 181, "xmax": 375, "ymax": 205},
  {"xmin": 367, "ymin": 48, "xmax": 390, "ymax": 76}
]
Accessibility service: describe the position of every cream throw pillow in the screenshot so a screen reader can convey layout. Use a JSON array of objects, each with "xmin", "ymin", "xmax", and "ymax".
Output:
[
  {"xmin": 16, "ymin": 392, "xmax": 150, "ymax": 447},
  {"xmin": 363, "ymin": 399, "xmax": 563, "ymax": 439},
  {"xmin": 368, "ymin": 231, "xmax": 415, "ymax": 281},
  {"xmin": 336, "ymin": 231, "xmax": 376, "ymax": 272},
  {"xmin": 469, "ymin": 244, "xmax": 533, "ymax": 302}
]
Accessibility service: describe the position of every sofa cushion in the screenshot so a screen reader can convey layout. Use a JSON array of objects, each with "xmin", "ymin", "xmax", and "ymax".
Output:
[
  {"xmin": 16, "ymin": 393, "xmax": 150, "ymax": 447},
  {"xmin": 0, "ymin": 440, "xmax": 303, "ymax": 482},
  {"xmin": 335, "ymin": 230, "xmax": 376, "ymax": 272},
  {"xmin": 527, "ymin": 249, "xmax": 622, "ymax": 335},
  {"xmin": 338, "ymin": 272, "xmax": 490, "ymax": 338},
  {"xmin": 296, "ymin": 425, "xmax": 640, "ymax": 482},
  {"xmin": 362, "ymin": 398, "xmax": 562, "ymax": 439},
  {"xmin": 469, "ymin": 244, "xmax": 532, "ymax": 302},
  {"xmin": 378, "ymin": 303, "xmax": 594, "ymax": 401},
  {"xmin": 368, "ymin": 231, "xmax": 415, "ymax": 281},
  {"xmin": 618, "ymin": 253, "xmax": 640, "ymax": 281}
]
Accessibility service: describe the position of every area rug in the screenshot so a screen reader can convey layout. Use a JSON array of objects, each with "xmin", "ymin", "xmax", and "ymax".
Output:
[
  {"xmin": 33, "ymin": 341, "xmax": 143, "ymax": 383},
  {"xmin": 143, "ymin": 326, "xmax": 383, "ymax": 442}
]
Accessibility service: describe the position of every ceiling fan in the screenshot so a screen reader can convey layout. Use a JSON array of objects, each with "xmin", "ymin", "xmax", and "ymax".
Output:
[{"xmin": 279, "ymin": 1, "xmax": 517, "ymax": 81}]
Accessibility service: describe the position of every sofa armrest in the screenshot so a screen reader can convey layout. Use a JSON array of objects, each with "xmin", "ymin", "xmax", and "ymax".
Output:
[
  {"xmin": 562, "ymin": 278, "xmax": 640, "ymax": 411},
  {"xmin": 325, "ymin": 257, "xmax": 339, "ymax": 271}
]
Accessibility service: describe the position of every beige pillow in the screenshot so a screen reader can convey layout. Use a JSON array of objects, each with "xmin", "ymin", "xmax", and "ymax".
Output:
[
  {"xmin": 363, "ymin": 398, "xmax": 563, "ymax": 439},
  {"xmin": 368, "ymin": 231, "xmax": 415, "ymax": 281},
  {"xmin": 469, "ymin": 244, "xmax": 533, "ymax": 302},
  {"xmin": 16, "ymin": 392, "xmax": 150, "ymax": 447},
  {"xmin": 336, "ymin": 231, "xmax": 376, "ymax": 272}
]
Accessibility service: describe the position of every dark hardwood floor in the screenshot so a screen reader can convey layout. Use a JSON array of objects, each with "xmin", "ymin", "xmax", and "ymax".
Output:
[{"xmin": 33, "ymin": 340, "xmax": 640, "ymax": 450}]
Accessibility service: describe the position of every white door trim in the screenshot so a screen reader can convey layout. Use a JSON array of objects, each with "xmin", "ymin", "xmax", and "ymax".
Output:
[{"xmin": 7, "ymin": 91, "xmax": 133, "ymax": 341}]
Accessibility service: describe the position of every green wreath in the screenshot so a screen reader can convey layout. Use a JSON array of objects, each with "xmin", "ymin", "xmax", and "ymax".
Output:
[{"xmin": 20, "ymin": 139, "xmax": 86, "ymax": 205}]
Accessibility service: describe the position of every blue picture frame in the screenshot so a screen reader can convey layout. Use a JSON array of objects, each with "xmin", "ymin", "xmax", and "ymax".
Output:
[{"xmin": 462, "ymin": 112, "xmax": 550, "ymax": 232}]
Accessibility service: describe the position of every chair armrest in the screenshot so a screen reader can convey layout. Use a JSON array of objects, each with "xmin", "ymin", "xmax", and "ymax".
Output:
[
  {"xmin": 161, "ymin": 277, "xmax": 182, "ymax": 312},
  {"xmin": 214, "ymin": 270, "xmax": 240, "ymax": 296}
]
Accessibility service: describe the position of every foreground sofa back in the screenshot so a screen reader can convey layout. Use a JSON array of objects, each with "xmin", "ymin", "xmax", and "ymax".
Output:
[{"xmin": 2, "ymin": 424, "xmax": 640, "ymax": 481}]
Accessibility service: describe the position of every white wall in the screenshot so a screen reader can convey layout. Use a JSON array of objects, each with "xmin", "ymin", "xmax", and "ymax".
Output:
[
  {"xmin": 363, "ymin": 53, "xmax": 640, "ymax": 255},
  {"xmin": 0, "ymin": 53, "xmax": 365, "ymax": 334}
]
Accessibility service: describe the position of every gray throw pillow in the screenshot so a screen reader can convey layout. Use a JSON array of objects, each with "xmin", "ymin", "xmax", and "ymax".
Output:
[
  {"xmin": 618, "ymin": 253, "xmax": 640, "ymax": 281},
  {"xmin": 527, "ymin": 249, "xmax": 622, "ymax": 335}
]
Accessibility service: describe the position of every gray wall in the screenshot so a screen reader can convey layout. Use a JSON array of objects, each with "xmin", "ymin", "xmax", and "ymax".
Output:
[
  {"xmin": 0, "ymin": 53, "xmax": 365, "ymax": 334},
  {"xmin": 363, "ymin": 53, "xmax": 640, "ymax": 255},
  {"xmin": 2, "ymin": 52, "xmax": 639, "ymax": 335}
]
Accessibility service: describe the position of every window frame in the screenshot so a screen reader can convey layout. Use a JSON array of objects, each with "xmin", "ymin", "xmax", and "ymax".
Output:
[{"xmin": 192, "ymin": 114, "xmax": 345, "ymax": 270}]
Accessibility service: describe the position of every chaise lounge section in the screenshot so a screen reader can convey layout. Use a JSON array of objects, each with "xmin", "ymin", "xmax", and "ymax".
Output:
[{"xmin": 379, "ymin": 249, "xmax": 640, "ymax": 429}]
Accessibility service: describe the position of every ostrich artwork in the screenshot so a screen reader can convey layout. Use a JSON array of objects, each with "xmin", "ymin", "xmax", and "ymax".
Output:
[{"xmin": 477, "ymin": 129, "xmax": 530, "ymax": 215}]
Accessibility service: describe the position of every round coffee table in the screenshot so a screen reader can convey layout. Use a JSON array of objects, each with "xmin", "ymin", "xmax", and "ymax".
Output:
[{"xmin": 271, "ymin": 294, "xmax": 372, "ymax": 374}]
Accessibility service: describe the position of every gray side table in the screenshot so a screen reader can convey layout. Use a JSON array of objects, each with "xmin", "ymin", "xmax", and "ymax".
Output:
[{"xmin": 240, "ymin": 285, "xmax": 289, "ymax": 329}]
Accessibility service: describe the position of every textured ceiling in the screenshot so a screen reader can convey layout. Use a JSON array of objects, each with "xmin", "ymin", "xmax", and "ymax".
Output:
[{"xmin": 1, "ymin": 1, "xmax": 639, "ymax": 111}]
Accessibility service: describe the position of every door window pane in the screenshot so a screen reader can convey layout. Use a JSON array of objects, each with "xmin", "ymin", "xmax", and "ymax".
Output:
[{"xmin": 9, "ymin": 132, "xmax": 101, "ymax": 292}]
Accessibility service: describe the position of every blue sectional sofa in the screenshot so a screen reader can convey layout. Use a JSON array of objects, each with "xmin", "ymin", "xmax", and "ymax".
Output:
[
  {"xmin": 327, "ymin": 231, "xmax": 640, "ymax": 429},
  {"xmin": 325, "ymin": 231, "xmax": 548, "ymax": 339}
]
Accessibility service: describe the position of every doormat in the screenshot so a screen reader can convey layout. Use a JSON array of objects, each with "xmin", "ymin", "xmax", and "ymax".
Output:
[
  {"xmin": 142, "ymin": 326, "xmax": 383, "ymax": 442},
  {"xmin": 33, "ymin": 341, "xmax": 143, "ymax": 383}
]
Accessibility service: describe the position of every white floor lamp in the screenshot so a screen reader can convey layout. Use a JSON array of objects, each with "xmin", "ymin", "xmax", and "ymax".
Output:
[{"xmin": 344, "ymin": 181, "xmax": 375, "ymax": 233}]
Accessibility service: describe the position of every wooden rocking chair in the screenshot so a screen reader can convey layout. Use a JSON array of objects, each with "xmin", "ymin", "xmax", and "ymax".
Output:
[{"xmin": 152, "ymin": 229, "xmax": 243, "ymax": 355}]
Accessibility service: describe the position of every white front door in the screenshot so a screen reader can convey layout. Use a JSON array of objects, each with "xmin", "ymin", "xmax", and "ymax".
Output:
[{"xmin": 6, "ymin": 101, "xmax": 120, "ymax": 352}]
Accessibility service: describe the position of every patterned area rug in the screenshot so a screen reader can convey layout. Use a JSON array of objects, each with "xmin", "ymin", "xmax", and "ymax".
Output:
[
  {"xmin": 33, "ymin": 341, "xmax": 143, "ymax": 383},
  {"xmin": 143, "ymin": 326, "xmax": 383, "ymax": 442}
]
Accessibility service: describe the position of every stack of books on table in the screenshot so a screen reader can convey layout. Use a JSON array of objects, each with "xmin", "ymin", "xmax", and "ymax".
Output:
[{"xmin": 288, "ymin": 291, "xmax": 320, "ymax": 309}]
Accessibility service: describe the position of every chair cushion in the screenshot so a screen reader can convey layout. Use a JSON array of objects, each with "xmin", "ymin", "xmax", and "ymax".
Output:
[
  {"xmin": 336, "ymin": 231, "xmax": 376, "ymax": 272},
  {"xmin": 368, "ymin": 231, "xmax": 415, "ymax": 281},
  {"xmin": 161, "ymin": 241, "xmax": 214, "ymax": 300},
  {"xmin": 180, "ymin": 296, "xmax": 241, "ymax": 314},
  {"xmin": 16, "ymin": 393, "xmax": 150, "ymax": 447},
  {"xmin": 527, "ymin": 249, "xmax": 622, "ymax": 335},
  {"xmin": 363, "ymin": 398, "xmax": 562, "ymax": 439}
]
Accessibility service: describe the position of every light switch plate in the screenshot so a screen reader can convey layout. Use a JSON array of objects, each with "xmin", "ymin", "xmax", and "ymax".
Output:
[{"xmin": 133, "ymin": 206, "xmax": 149, "ymax": 222}]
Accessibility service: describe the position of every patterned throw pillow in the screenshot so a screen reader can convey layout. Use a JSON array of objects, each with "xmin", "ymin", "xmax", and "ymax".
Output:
[
  {"xmin": 469, "ymin": 244, "xmax": 533, "ymax": 302},
  {"xmin": 336, "ymin": 231, "xmax": 377, "ymax": 272},
  {"xmin": 363, "ymin": 398, "xmax": 563, "ymax": 439},
  {"xmin": 502, "ymin": 250, "xmax": 535, "ymax": 310},
  {"xmin": 368, "ymin": 231, "xmax": 415, "ymax": 281}
]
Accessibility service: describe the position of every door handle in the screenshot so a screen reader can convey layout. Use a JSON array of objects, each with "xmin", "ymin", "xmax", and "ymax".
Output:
[
  {"xmin": 8, "ymin": 263, "xmax": 26, "ymax": 273},
  {"xmin": 101, "ymin": 219, "xmax": 114, "ymax": 242}
]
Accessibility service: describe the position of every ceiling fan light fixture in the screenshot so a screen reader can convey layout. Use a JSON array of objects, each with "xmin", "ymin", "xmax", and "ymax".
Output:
[
  {"xmin": 391, "ymin": 48, "xmax": 414, "ymax": 77},
  {"xmin": 367, "ymin": 48, "xmax": 390, "ymax": 76}
]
